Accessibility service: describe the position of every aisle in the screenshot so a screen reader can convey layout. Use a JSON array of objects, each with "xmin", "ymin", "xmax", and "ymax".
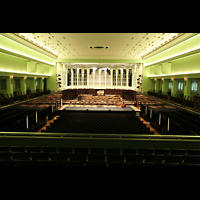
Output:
[{"xmin": 140, "ymin": 117, "xmax": 160, "ymax": 135}]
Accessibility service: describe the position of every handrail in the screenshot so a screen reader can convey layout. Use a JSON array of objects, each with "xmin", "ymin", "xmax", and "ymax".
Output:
[{"xmin": 1, "ymin": 132, "xmax": 200, "ymax": 141}]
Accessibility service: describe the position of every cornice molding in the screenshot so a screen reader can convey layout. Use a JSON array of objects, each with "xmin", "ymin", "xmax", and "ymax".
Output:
[
  {"xmin": 1, "ymin": 33, "xmax": 58, "ymax": 59},
  {"xmin": 142, "ymin": 33, "xmax": 198, "ymax": 60}
]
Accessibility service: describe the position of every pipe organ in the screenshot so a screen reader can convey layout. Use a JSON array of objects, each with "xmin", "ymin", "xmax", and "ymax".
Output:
[{"xmin": 57, "ymin": 63, "xmax": 142, "ymax": 91}]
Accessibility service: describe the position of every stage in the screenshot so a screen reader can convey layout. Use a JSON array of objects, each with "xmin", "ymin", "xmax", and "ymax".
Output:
[
  {"xmin": 59, "ymin": 90, "xmax": 139, "ymax": 113},
  {"xmin": 59, "ymin": 104, "xmax": 134, "ymax": 112}
]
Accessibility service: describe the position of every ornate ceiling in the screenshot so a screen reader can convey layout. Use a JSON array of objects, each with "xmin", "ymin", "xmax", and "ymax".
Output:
[{"xmin": 13, "ymin": 33, "xmax": 184, "ymax": 60}]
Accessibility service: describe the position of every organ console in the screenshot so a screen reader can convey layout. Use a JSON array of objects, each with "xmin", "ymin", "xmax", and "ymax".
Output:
[{"xmin": 97, "ymin": 90, "xmax": 104, "ymax": 96}]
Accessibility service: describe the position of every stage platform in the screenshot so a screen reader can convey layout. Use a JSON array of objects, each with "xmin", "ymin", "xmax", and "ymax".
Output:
[{"xmin": 59, "ymin": 105, "xmax": 134, "ymax": 112}]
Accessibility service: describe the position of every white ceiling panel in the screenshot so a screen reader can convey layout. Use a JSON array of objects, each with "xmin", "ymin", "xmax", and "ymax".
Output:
[{"xmin": 13, "ymin": 33, "xmax": 185, "ymax": 60}]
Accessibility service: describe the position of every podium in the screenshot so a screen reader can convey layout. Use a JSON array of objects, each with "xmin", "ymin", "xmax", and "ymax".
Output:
[{"xmin": 97, "ymin": 90, "xmax": 104, "ymax": 96}]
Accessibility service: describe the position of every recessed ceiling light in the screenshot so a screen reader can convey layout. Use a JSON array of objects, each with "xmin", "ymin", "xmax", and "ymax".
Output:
[{"xmin": 88, "ymin": 45, "xmax": 110, "ymax": 49}]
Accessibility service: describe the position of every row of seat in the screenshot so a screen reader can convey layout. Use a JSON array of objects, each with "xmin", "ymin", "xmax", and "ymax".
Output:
[
  {"xmin": 43, "ymin": 111, "xmax": 153, "ymax": 134},
  {"xmin": 1, "ymin": 146, "xmax": 200, "ymax": 166},
  {"xmin": 147, "ymin": 91, "xmax": 200, "ymax": 112},
  {"xmin": 139, "ymin": 93, "xmax": 200, "ymax": 135},
  {"xmin": 78, "ymin": 95, "xmax": 122, "ymax": 100},
  {"xmin": 141, "ymin": 104, "xmax": 200, "ymax": 136},
  {"xmin": 0, "ymin": 92, "xmax": 64, "ymax": 132},
  {"xmin": 0, "ymin": 90, "xmax": 51, "ymax": 107},
  {"xmin": 68, "ymin": 100, "xmax": 122, "ymax": 106},
  {"xmin": 3, "ymin": 146, "xmax": 200, "ymax": 155}
]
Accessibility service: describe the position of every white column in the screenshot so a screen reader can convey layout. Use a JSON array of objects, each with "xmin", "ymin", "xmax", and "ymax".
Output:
[
  {"xmin": 93, "ymin": 68, "xmax": 95, "ymax": 89},
  {"xmin": 105, "ymin": 69, "xmax": 107, "ymax": 89},
  {"xmin": 121, "ymin": 68, "xmax": 122, "ymax": 89},
  {"xmin": 111, "ymin": 69, "xmax": 113, "ymax": 89},
  {"xmin": 77, "ymin": 68, "xmax": 79, "ymax": 88},
  {"xmin": 116, "ymin": 69, "xmax": 118, "ymax": 89},
  {"xmin": 87, "ymin": 68, "xmax": 89, "ymax": 89},
  {"xmin": 99, "ymin": 69, "xmax": 101, "ymax": 89}
]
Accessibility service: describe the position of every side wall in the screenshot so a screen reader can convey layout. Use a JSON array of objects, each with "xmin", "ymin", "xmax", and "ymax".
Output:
[
  {"xmin": 142, "ymin": 33, "xmax": 200, "ymax": 98},
  {"xmin": 0, "ymin": 34, "xmax": 57, "ymax": 95}
]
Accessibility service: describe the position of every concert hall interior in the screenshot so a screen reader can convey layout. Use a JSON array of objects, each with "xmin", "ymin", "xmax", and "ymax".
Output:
[{"xmin": 1, "ymin": 33, "xmax": 200, "ymax": 166}]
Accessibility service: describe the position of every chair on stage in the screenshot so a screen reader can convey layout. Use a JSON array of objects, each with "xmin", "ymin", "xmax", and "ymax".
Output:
[{"xmin": 116, "ymin": 103, "xmax": 121, "ymax": 107}]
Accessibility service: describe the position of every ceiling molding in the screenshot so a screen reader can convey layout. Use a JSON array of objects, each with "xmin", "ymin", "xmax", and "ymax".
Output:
[
  {"xmin": 142, "ymin": 33, "xmax": 198, "ymax": 60},
  {"xmin": 1, "ymin": 33, "xmax": 58, "ymax": 59}
]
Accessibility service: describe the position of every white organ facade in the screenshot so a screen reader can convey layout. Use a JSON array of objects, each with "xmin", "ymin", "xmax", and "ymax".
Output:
[{"xmin": 56, "ymin": 63, "xmax": 142, "ymax": 92}]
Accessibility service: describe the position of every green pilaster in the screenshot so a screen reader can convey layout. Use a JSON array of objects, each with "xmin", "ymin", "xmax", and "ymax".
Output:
[
  {"xmin": 171, "ymin": 79, "xmax": 178, "ymax": 96},
  {"xmin": 20, "ymin": 77, "xmax": 27, "ymax": 94},
  {"xmin": 39, "ymin": 78, "xmax": 44, "ymax": 91},
  {"xmin": 47, "ymin": 63, "xmax": 57, "ymax": 93},
  {"xmin": 162, "ymin": 79, "xmax": 168, "ymax": 94},
  {"xmin": 155, "ymin": 79, "xmax": 160, "ymax": 92},
  {"xmin": 184, "ymin": 78, "xmax": 191, "ymax": 98},
  {"xmin": 7, "ymin": 76, "xmax": 13, "ymax": 96}
]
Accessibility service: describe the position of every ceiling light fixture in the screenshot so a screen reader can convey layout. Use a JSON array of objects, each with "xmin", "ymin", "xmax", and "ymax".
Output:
[
  {"xmin": 0, "ymin": 69, "xmax": 51, "ymax": 76},
  {"xmin": 88, "ymin": 45, "xmax": 110, "ymax": 50}
]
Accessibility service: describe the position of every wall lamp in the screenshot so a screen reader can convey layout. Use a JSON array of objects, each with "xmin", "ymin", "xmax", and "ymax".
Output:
[{"xmin": 184, "ymin": 76, "xmax": 188, "ymax": 86}]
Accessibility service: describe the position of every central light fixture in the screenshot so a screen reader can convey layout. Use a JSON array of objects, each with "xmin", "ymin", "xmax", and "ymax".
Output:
[{"xmin": 88, "ymin": 45, "xmax": 110, "ymax": 49}]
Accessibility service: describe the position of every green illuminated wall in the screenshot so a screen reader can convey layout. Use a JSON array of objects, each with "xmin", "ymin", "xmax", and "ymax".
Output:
[
  {"xmin": 0, "ymin": 34, "xmax": 55, "ymax": 65},
  {"xmin": 144, "ymin": 34, "xmax": 200, "ymax": 67},
  {"xmin": 142, "ymin": 33, "xmax": 200, "ymax": 98},
  {"xmin": 2, "ymin": 33, "xmax": 200, "ymax": 98},
  {"xmin": 0, "ymin": 34, "xmax": 57, "ymax": 95}
]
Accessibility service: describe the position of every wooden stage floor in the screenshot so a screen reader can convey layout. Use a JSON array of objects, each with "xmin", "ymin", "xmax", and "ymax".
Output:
[{"xmin": 59, "ymin": 104, "xmax": 134, "ymax": 111}]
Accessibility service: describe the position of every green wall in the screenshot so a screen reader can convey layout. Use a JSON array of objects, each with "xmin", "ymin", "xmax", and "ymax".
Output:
[
  {"xmin": 0, "ymin": 53, "xmax": 27, "ymax": 72},
  {"xmin": 144, "ymin": 33, "xmax": 200, "ymax": 67},
  {"xmin": 142, "ymin": 66, "xmax": 154, "ymax": 94},
  {"xmin": 0, "ymin": 34, "xmax": 55, "ymax": 65},
  {"xmin": 171, "ymin": 53, "xmax": 200, "ymax": 74},
  {"xmin": 2, "ymin": 33, "xmax": 200, "ymax": 97},
  {"xmin": 0, "ymin": 35, "xmax": 57, "ymax": 95},
  {"xmin": 142, "ymin": 34, "xmax": 200, "ymax": 98}
]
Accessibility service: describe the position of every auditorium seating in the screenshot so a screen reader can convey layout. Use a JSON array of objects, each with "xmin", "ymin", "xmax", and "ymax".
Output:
[
  {"xmin": 0, "ymin": 90, "xmax": 51, "ymax": 108},
  {"xmin": 147, "ymin": 91, "xmax": 200, "ymax": 112},
  {"xmin": 141, "ymin": 105, "xmax": 200, "ymax": 136},
  {"xmin": 1, "ymin": 145, "xmax": 200, "ymax": 166},
  {"xmin": 137, "ymin": 93, "xmax": 200, "ymax": 136},
  {"xmin": 0, "ymin": 92, "xmax": 62, "ymax": 132},
  {"xmin": 43, "ymin": 110, "xmax": 153, "ymax": 135}
]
